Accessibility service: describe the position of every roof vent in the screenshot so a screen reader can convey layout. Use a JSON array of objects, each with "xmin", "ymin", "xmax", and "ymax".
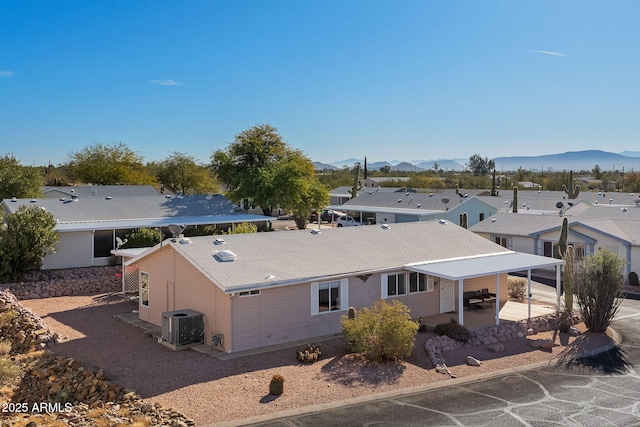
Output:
[
  {"xmin": 11, "ymin": 197, "xmax": 16, "ymax": 202},
  {"xmin": 310, "ymin": 229, "xmax": 321, "ymax": 235},
  {"xmin": 416, "ymin": 204, "xmax": 421, "ymax": 208},
  {"xmin": 60, "ymin": 198, "xmax": 66, "ymax": 201},
  {"xmin": 179, "ymin": 237, "xmax": 191, "ymax": 244},
  {"xmin": 491, "ymin": 218, "xmax": 497, "ymax": 222},
  {"xmin": 381, "ymin": 224, "xmax": 391, "ymax": 230},
  {"xmin": 213, "ymin": 250, "xmax": 237, "ymax": 262},
  {"xmin": 622, "ymin": 207, "xmax": 627, "ymax": 212},
  {"xmin": 214, "ymin": 238, "xmax": 226, "ymax": 245},
  {"xmin": 106, "ymin": 196, "xmax": 112, "ymax": 200},
  {"xmin": 438, "ymin": 219, "xmax": 446, "ymax": 224},
  {"xmin": 30, "ymin": 199, "xmax": 37, "ymax": 203},
  {"xmin": 265, "ymin": 274, "xmax": 276, "ymax": 280}
]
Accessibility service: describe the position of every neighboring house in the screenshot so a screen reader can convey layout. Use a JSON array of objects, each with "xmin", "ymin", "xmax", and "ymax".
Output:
[
  {"xmin": 126, "ymin": 220, "xmax": 562, "ymax": 353},
  {"xmin": 328, "ymin": 185, "xmax": 400, "ymax": 205},
  {"xmin": 471, "ymin": 208, "xmax": 640, "ymax": 275},
  {"xmin": 1, "ymin": 194, "xmax": 272, "ymax": 270},
  {"xmin": 329, "ymin": 190, "xmax": 496, "ymax": 227}
]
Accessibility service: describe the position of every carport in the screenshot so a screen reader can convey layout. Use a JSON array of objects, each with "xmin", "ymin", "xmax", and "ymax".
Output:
[{"xmin": 406, "ymin": 251, "xmax": 564, "ymax": 326}]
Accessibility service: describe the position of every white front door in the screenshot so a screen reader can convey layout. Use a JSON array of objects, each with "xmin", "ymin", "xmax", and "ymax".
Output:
[{"xmin": 440, "ymin": 279, "xmax": 455, "ymax": 313}]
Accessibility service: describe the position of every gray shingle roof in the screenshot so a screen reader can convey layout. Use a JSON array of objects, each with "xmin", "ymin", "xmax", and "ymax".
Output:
[
  {"xmin": 148, "ymin": 220, "xmax": 512, "ymax": 292},
  {"xmin": 2, "ymin": 195, "xmax": 271, "ymax": 231},
  {"xmin": 42, "ymin": 185, "xmax": 164, "ymax": 198},
  {"xmin": 470, "ymin": 212, "xmax": 565, "ymax": 236}
]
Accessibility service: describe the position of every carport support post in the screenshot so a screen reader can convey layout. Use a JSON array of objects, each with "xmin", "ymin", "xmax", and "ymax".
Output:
[
  {"xmin": 495, "ymin": 273, "xmax": 500, "ymax": 325},
  {"xmin": 458, "ymin": 278, "xmax": 464, "ymax": 325},
  {"xmin": 527, "ymin": 269, "xmax": 533, "ymax": 320}
]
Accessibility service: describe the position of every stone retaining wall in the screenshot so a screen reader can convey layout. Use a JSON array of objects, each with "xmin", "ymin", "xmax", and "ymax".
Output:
[
  {"xmin": 425, "ymin": 313, "xmax": 582, "ymax": 370},
  {"xmin": 0, "ymin": 266, "xmax": 121, "ymax": 300},
  {"xmin": 0, "ymin": 290, "xmax": 195, "ymax": 426}
]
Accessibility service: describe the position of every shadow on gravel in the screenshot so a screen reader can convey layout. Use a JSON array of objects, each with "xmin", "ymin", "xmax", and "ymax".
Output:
[
  {"xmin": 319, "ymin": 354, "xmax": 406, "ymax": 387},
  {"xmin": 557, "ymin": 345, "xmax": 632, "ymax": 375}
]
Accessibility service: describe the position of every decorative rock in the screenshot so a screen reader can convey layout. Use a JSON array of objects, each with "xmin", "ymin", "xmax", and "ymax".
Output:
[
  {"xmin": 487, "ymin": 343, "xmax": 504, "ymax": 353},
  {"xmin": 529, "ymin": 338, "xmax": 554, "ymax": 349},
  {"xmin": 466, "ymin": 356, "xmax": 482, "ymax": 367},
  {"xmin": 527, "ymin": 328, "xmax": 535, "ymax": 335},
  {"xmin": 569, "ymin": 326, "xmax": 581, "ymax": 337}
]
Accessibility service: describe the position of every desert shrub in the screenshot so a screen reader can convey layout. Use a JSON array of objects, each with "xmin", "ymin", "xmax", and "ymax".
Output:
[
  {"xmin": 341, "ymin": 299, "xmax": 418, "ymax": 362},
  {"xmin": 0, "ymin": 357, "xmax": 18, "ymax": 385},
  {"xmin": 0, "ymin": 309, "xmax": 18, "ymax": 327},
  {"xmin": 433, "ymin": 319, "xmax": 470, "ymax": 343},
  {"xmin": 0, "ymin": 340, "xmax": 11, "ymax": 356},
  {"xmin": 575, "ymin": 248, "xmax": 626, "ymax": 332},
  {"xmin": 629, "ymin": 271, "xmax": 639, "ymax": 287},
  {"xmin": 508, "ymin": 276, "xmax": 527, "ymax": 300}
]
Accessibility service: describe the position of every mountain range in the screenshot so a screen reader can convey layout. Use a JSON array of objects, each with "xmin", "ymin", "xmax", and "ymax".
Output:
[{"xmin": 314, "ymin": 150, "xmax": 640, "ymax": 173}]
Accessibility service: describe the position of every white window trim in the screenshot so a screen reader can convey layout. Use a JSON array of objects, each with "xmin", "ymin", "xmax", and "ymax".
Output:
[
  {"xmin": 311, "ymin": 278, "xmax": 349, "ymax": 316},
  {"xmin": 381, "ymin": 272, "xmax": 409, "ymax": 298}
]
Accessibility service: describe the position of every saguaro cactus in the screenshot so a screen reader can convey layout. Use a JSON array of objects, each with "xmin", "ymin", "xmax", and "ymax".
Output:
[
  {"xmin": 558, "ymin": 217, "xmax": 568, "ymax": 258},
  {"xmin": 491, "ymin": 169, "xmax": 498, "ymax": 196},
  {"xmin": 562, "ymin": 170, "xmax": 580, "ymax": 199},
  {"xmin": 512, "ymin": 187, "xmax": 518, "ymax": 213}
]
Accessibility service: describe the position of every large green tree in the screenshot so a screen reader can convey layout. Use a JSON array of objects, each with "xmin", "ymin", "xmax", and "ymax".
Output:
[
  {"xmin": 149, "ymin": 152, "xmax": 219, "ymax": 195},
  {"xmin": 0, "ymin": 155, "xmax": 44, "ymax": 200},
  {"xmin": 0, "ymin": 205, "xmax": 59, "ymax": 281},
  {"xmin": 211, "ymin": 124, "xmax": 327, "ymax": 218},
  {"xmin": 69, "ymin": 142, "xmax": 156, "ymax": 185},
  {"xmin": 466, "ymin": 154, "xmax": 495, "ymax": 176}
]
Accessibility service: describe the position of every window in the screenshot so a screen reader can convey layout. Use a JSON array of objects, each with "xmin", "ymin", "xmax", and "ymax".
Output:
[
  {"xmin": 140, "ymin": 272, "xmax": 149, "ymax": 307},
  {"xmin": 312, "ymin": 279, "xmax": 348, "ymax": 315},
  {"xmin": 409, "ymin": 272, "xmax": 427, "ymax": 293},
  {"xmin": 239, "ymin": 290, "xmax": 260, "ymax": 297},
  {"xmin": 94, "ymin": 230, "xmax": 114, "ymax": 258},
  {"xmin": 479, "ymin": 212, "xmax": 485, "ymax": 222},
  {"xmin": 543, "ymin": 241, "xmax": 560, "ymax": 258},
  {"xmin": 494, "ymin": 236, "xmax": 509, "ymax": 248},
  {"xmin": 386, "ymin": 272, "xmax": 406, "ymax": 296}
]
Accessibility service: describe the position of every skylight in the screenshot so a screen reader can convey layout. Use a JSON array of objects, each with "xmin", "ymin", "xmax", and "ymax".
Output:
[{"xmin": 214, "ymin": 250, "xmax": 237, "ymax": 262}]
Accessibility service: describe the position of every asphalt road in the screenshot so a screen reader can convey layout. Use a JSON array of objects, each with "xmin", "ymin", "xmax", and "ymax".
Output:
[{"xmin": 223, "ymin": 294, "xmax": 640, "ymax": 427}]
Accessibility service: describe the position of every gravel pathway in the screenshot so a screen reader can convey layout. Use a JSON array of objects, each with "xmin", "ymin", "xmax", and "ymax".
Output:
[{"xmin": 20, "ymin": 293, "xmax": 610, "ymax": 426}]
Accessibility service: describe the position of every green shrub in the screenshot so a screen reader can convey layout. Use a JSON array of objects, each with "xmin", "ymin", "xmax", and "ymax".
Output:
[
  {"xmin": 0, "ymin": 309, "xmax": 18, "ymax": 328},
  {"xmin": 433, "ymin": 319, "xmax": 470, "ymax": 343},
  {"xmin": 122, "ymin": 228, "xmax": 163, "ymax": 248},
  {"xmin": 341, "ymin": 299, "xmax": 418, "ymax": 362},
  {"xmin": 508, "ymin": 276, "xmax": 527, "ymax": 300},
  {"xmin": 575, "ymin": 248, "xmax": 626, "ymax": 332}
]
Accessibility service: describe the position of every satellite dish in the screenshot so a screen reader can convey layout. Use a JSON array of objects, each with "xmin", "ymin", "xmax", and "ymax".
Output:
[
  {"xmin": 167, "ymin": 224, "xmax": 183, "ymax": 239},
  {"xmin": 116, "ymin": 237, "xmax": 128, "ymax": 249},
  {"xmin": 555, "ymin": 202, "xmax": 564, "ymax": 209},
  {"xmin": 441, "ymin": 198, "xmax": 449, "ymax": 205}
]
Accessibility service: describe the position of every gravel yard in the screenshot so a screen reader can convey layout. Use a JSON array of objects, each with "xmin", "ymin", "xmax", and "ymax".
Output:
[{"xmin": 19, "ymin": 293, "xmax": 612, "ymax": 426}]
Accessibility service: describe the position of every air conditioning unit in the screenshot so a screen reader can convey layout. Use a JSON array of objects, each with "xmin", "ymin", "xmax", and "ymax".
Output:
[{"xmin": 161, "ymin": 309, "xmax": 204, "ymax": 346}]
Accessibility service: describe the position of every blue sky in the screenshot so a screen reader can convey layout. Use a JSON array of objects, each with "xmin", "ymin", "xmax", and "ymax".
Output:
[{"xmin": 2, "ymin": 1, "xmax": 639, "ymax": 167}]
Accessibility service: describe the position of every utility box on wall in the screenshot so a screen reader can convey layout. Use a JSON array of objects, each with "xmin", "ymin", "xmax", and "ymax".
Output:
[{"xmin": 161, "ymin": 309, "xmax": 204, "ymax": 346}]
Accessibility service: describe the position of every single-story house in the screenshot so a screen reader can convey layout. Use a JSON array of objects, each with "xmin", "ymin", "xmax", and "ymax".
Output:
[
  {"xmin": 1, "ymin": 194, "xmax": 272, "ymax": 270},
  {"xmin": 470, "ymin": 209, "xmax": 640, "ymax": 275},
  {"xmin": 126, "ymin": 220, "xmax": 562, "ymax": 353},
  {"xmin": 329, "ymin": 191, "xmax": 496, "ymax": 227}
]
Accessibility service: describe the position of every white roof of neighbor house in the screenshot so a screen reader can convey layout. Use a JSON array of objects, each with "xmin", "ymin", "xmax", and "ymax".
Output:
[
  {"xmin": 340, "ymin": 191, "xmax": 490, "ymax": 213},
  {"xmin": 470, "ymin": 212, "xmax": 566, "ymax": 236},
  {"xmin": 41, "ymin": 184, "xmax": 166, "ymax": 198},
  {"xmin": 128, "ymin": 220, "xmax": 559, "ymax": 293},
  {"xmin": 2, "ymin": 195, "xmax": 272, "ymax": 232}
]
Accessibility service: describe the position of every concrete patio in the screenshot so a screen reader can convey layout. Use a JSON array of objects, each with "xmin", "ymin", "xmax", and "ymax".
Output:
[{"xmin": 422, "ymin": 299, "xmax": 557, "ymax": 331}]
